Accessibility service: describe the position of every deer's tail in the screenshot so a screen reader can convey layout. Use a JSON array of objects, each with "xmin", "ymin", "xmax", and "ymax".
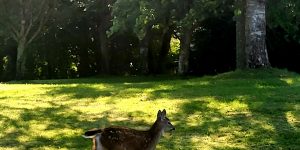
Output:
[{"xmin": 82, "ymin": 128, "xmax": 103, "ymax": 138}]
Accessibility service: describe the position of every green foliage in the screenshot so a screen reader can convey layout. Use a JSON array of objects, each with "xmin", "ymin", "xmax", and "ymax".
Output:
[
  {"xmin": 1, "ymin": 56, "xmax": 8, "ymax": 71},
  {"xmin": 267, "ymin": 0, "xmax": 300, "ymax": 42},
  {"xmin": 134, "ymin": 1, "xmax": 156, "ymax": 40},
  {"xmin": 174, "ymin": 0, "xmax": 231, "ymax": 30},
  {"xmin": 0, "ymin": 0, "xmax": 299, "ymax": 79},
  {"xmin": 0, "ymin": 0, "xmax": 58, "ymax": 39},
  {"xmin": 108, "ymin": 0, "xmax": 140, "ymax": 37},
  {"xmin": 0, "ymin": 69, "xmax": 299, "ymax": 149},
  {"xmin": 170, "ymin": 36, "xmax": 180, "ymax": 56}
]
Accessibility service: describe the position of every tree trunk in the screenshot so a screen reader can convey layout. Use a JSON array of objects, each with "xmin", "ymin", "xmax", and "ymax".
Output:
[
  {"xmin": 235, "ymin": 0, "xmax": 247, "ymax": 69},
  {"xmin": 16, "ymin": 39, "xmax": 27, "ymax": 79},
  {"xmin": 139, "ymin": 35, "xmax": 150, "ymax": 74},
  {"xmin": 245, "ymin": 0, "xmax": 270, "ymax": 68},
  {"xmin": 98, "ymin": 0, "xmax": 112, "ymax": 74},
  {"xmin": 99, "ymin": 30, "xmax": 110, "ymax": 74},
  {"xmin": 178, "ymin": 27, "xmax": 193, "ymax": 75},
  {"xmin": 139, "ymin": 27, "xmax": 152, "ymax": 74},
  {"xmin": 157, "ymin": 26, "xmax": 173, "ymax": 74}
]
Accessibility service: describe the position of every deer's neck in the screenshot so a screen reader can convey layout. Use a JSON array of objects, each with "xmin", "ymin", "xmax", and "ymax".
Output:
[{"xmin": 147, "ymin": 121, "xmax": 164, "ymax": 149}]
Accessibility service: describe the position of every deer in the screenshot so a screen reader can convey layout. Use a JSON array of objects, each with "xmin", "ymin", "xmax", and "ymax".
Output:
[{"xmin": 82, "ymin": 109, "xmax": 175, "ymax": 150}]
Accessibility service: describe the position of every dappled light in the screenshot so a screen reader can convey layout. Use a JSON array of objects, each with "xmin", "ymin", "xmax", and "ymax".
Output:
[
  {"xmin": 0, "ymin": 69, "xmax": 300, "ymax": 149},
  {"xmin": 0, "ymin": 0, "xmax": 299, "ymax": 149}
]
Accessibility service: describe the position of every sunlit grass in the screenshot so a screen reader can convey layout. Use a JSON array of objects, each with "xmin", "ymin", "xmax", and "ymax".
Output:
[{"xmin": 0, "ymin": 68, "xmax": 300, "ymax": 149}]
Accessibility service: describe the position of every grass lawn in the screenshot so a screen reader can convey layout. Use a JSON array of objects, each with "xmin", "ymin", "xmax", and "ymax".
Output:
[{"xmin": 0, "ymin": 69, "xmax": 299, "ymax": 150}]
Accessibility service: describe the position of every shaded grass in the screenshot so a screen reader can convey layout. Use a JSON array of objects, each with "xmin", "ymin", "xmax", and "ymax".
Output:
[{"xmin": 0, "ymin": 68, "xmax": 299, "ymax": 149}]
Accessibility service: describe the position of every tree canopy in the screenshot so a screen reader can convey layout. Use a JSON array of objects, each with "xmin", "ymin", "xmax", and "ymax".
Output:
[{"xmin": 0, "ymin": 0, "xmax": 299, "ymax": 80}]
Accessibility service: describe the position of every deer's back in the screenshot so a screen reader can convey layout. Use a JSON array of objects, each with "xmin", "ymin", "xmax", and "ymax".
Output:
[{"xmin": 100, "ymin": 126, "xmax": 155, "ymax": 150}]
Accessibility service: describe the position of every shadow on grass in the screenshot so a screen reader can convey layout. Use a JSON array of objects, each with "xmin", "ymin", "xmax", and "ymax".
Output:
[
  {"xmin": 0, "ymin": 103, "xmax": 152, "ymax": 149},
  {"xmin": 7, "ymin": 75, "xmax": 182, "ymax": 85},
  {"xmin": 47, "ymin": 85, "xmax": 114, "ymax": 99},
  {"xmin": 158, "ymin": 72, "xmax": 300, "ymax": 149},
  {"xmin": 43, "ymin": 71, "xmax": 299, "ymax": 149},
  {"xmin": 0, "ymin": 103, "xmax": 89, "ymax": 149},
  {"xmin": 1, "ymin": 69, "xmax": 299, "ymax": 149}
]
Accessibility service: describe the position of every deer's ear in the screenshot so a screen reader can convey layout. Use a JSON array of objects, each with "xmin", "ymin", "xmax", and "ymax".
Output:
[
  {"xmin": 162, "ymin": 109, "xmax": 166, "ymax": 114},
  {"xmin": 157, "ymin": 110, "xmax": 162, "ymax": 119},
  {"xmin": 161, "ymin": 109, "xmax": 166, "ymax": 118}
]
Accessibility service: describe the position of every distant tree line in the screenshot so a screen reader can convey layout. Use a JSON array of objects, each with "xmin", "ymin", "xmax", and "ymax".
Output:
[{"xmin": 0, "ymin": 0, "xmax": 299, "ymax": 80}]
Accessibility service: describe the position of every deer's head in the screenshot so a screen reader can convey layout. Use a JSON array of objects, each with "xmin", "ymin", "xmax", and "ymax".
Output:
[{"xmin": 156, "ymin": 109, "xmax": 175, "ymax": 132}]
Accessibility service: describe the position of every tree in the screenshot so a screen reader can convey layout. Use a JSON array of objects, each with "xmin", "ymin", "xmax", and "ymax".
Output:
[
  {"xmin": 267, "ymin": 0, "xmax": 300, "ymax": 42},
  {"xmin": 149, "ymin": 0, "xmax": 174, "ymax": 74},
  {"xmin": 235, "ymin": 0, "xmax": 247, "ymax": 69},
  {"xmin": 110, "ymin": 0, "xmax": 164, "ymax": 74},
  {"xmin": 86, "ymin": 0, "xmax": 114, "ymax": 74},
  {"xmin": 0, "ymin": 0, "xmax": 57, "ymax": 79},
  {"xmin": 175, "ymin": 0, "xmax": 226, "ymax": 74},
  {"xmin": 175, "ymin": 0, "xmax": 194, "ymax": 75},
  {"xmin": 110, "ymin": 0, "xmax": 229, "ymax": 75},
  {"xmin": 245, "ymin": 0, "xmax": 270, "ymax": 68}
]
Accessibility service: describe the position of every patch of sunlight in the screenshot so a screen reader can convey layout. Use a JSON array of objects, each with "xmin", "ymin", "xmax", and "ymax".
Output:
[
  {"xmin": 280, "ymin": 78, "xmax": 294, "ymax": 85},
  {"xmin": 0, "ymin": 84, "xmax": 9, "ymax": 90},
  {"xmin": 0, "ymin": 148, "xmax": 20, "ymax": 150},
  {"xmin": 123, "ymin": 82, "xmax": 132, "ymax": 85},
  {"xmin": 186, "ymin": 114, "xmax": 203, "ymax": 126},
  {"xmin": 115, "ymin": 88, "xmax": 156, "ymax": 101},
  {"xmin": 184, "ymin": 80, "xmax": 211, "ymax": 86},
  {"xmin": 90, "ymin": 84, "xmax": 109, "ymax": 89},
  {"xmin": 21, "ymin": 120, "xmax": 79, "ymax": 140},
  {"xmin": 119, "ymin": 87, "xmax": 142, "ymax": 93},
  {"xmin": 156, "ymin": 84, "xmax": 175, "ymax": 89},
  {"xmin": 286, "ymin": 111, "xmax": 299, "ymax": 129},
  {"xmin": 198, "ymin": 81, "xmax": 211, "ymax": 86},
  {"xmin": 234, "ymin": 95, "xmax": 249, "ymax": 101},
  {"xmin": 191, "ymin": 135, "xmax": 246, "ymax": 150},
  {"xmin": 0, "ymin": 126, "xmax": 16, "ymax": 137},
  {"xmin": 1, "ymin": 100, "xmax": 44, "ymax": 110},
  {"xmin": 255, "ymin": 83, "xmax": 278, "ymax": 89},
  {"xmin": 256, "ymin": 84, "xmax": 266, "ymax": 89},
  {"xmin": 207, "ymin": 98, "xmax": 249, "ymax": 114},
  {"xmin": 35, "ymin": 147, "xmax": 68, "ymax": 150},
  {"xmin": 29, "ymin": 121, "xmax": 48, "ymax": 130},
  {"xmin": 39, "ymin": 128, "xmax": 76, "ymax": 139},
  {"xmin": 187, "ymin": 79, "xmax": 211, "ymax": 85},
  {"xmin": 116, "ymin": 98, "xmax": 180, "ymax": 115},
  {"xmin": 17, "ymin": 135, "xmax": 30, "ymax": 143},
  {"xmin": 138, "ymin": 92, "xmax": 151, "ymax": 101},
  {"xmin": 0, "ymin": 109, "xmax": 22, "ymax": 120},
  {"xmin": 0, "ymin": 84, "xmax": 32, "ymax": 91},
  {"xmin": 251, "ymin": 118, "xmax": 275, "ymax": 131},
  {"xmin": 0, "ymin": 84, "xmax": 54, "ymax": 100}
]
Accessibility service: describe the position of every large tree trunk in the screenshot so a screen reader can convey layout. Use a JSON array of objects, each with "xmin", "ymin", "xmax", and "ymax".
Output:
[
  {"xmin": 98, "ymin": 0, "xmax": 112, "ymax": 74},
  {"xmin": 16, "ymin": 39, "xmax": 27, "ymax": 79},
  {"xmin": 245, "ymin": 0, "xmax": 270, "ymax": 68},
  {"xmin": 99, "ymin": 30, "xmax": 110, "ymax": 74},
  {"xmin": 139, "ymin": 30, "xmax": 151, "ymax": 74},
  {"xmin": 178, "ymin": 27, "xmax": 193, "ymax": 75},
  {"xmin": 235, "ymin": 0, "xmax": 247, "ymax": 69},
  {"xmin": 157, "ymin": 26, "xmax": 173, "ymax": 74}
]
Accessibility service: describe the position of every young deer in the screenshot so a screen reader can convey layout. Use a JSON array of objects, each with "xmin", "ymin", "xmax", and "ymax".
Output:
[{"xmin": 83, "ymin": 109, "xmax": 175, "ymax": 150}]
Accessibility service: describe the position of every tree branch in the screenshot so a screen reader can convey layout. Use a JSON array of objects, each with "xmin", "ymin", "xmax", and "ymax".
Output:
[
  {"xmin": 0, "ymin": 0, "xmax": 21, "ymax": 40},
  {"xmin": 26, "ymin": 0, "xmax": 51, "ymax": 45},
  {"xmin": 26, "ymin": 12, "xmax": 48, "ymax": 45}
]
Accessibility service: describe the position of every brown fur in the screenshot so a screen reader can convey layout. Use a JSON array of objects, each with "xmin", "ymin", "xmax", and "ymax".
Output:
[{"xmin": 83, "ymin": 109, "xmax": 175, "ymax": 150}]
